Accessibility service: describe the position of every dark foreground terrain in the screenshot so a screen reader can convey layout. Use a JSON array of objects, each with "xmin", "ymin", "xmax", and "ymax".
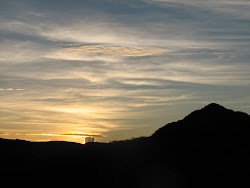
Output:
[{"xmin": 1, "ymin": 103, "xmax": 249, "ymax": 188}]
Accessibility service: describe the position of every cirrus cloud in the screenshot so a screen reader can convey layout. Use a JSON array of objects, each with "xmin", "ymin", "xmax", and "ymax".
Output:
[
  {"xmin": 0, "ymin": 0, "xmax": 249, "ymax": 143},
  {"xmin": 0, "ymin": 88, "xmax": 24, "ymax": 91},
  {"xmin": 61, "ymin": 45, "xmax": 169, "ymax": 57}
]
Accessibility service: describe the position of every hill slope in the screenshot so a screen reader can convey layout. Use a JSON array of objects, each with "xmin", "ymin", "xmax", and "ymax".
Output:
[
  {"xmin": 152, "ymin": 103, "xmax": 249, "ymax": 148},
  {"xmin": 150, "ymin": 103, "xmax": 250, "ymax": 187},
  {"xmin": 1, "ymin": 103, "xmax": 249, "ymax": 188}
]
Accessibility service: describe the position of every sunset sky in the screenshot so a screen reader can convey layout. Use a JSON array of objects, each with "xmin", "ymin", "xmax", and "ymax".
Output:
[{"xmin": 1, "ymin": 0, "xmax": 250, "ymax": 143}]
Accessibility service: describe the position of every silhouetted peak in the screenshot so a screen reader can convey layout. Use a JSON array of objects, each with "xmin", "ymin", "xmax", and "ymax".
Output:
[
  {"xmin": 183, "ymin": 103, "xmax": 230, "ymax": 120},
  {"xmin": 152, "ymin": 103, "xmax": 250, "ymax": 141},
  {"xmin": 202, "ymin": 103, "xmax": 226, "ymax": 112}
]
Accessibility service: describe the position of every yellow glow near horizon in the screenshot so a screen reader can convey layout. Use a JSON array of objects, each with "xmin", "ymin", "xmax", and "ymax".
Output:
[{"xmin": 0, "ymin": 132, "xmax": 101, "ymax": 144}]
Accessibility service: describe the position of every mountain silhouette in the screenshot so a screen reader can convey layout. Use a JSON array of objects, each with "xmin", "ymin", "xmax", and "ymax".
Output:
[
  {"xmin": 1, "ymin": 103, "xmax": 249, "ymax": 188},
  {"xmin": 150, "ymin": 103, "xmax": 250, "ymax": 187},
  {"xmin": 152, "ymin": 103, "xmax": 249, "ymax": 148}
]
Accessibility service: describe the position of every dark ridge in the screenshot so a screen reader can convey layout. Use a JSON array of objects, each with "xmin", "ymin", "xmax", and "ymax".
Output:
[
  {"xmin": 1, "ymin": 103, "xmax": 249, "ymax": 188},
  {"xmin": 152, "ymin": 103, "xmax": 249, "ymax": 138},
  {"xmin": 149, "ymin": 103, "xmax": 250, "ymax": 187},
  {"xmin": 203, "ymin": 103, "xmax": 226, "ymax": 111}
]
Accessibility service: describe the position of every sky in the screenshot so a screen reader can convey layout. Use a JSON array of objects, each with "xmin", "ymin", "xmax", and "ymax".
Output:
[{"xmin": 0, "ymin": 0, "xmax": 250, "ymax": 143}]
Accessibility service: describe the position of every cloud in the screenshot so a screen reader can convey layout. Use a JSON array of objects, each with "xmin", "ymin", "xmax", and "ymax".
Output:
[
  {"xmin": 61, "ymin": 45, "xmax": 168, "ymax": 57},
  {"xmin": 25, "ymin": 133, "xmax": 102, "ymax": 138},
  {"xmin": 47, "ymin": 46, "xmax": 122, "ymax": 62},
  {"xmin": 84, "ymin": 137, "xmax": 95, "ymax": 144},
  {"xmin": 60, "ymin": 133, "xmax": 102, "ymax": 137},
  {"xmin": 0, "ymin": 0, "xmax": 250, "ymax": 143},
  {"xmin": 50, "ymin": 108, "xmax": 94, "ymax": 115},
  {"xmin": 146, "ymin": 0, "xmax": 250, "ymax": 19},
  {"xmin": 0, "ymin": 88, "xmax": 24, "ymax": 91},
  {"xmin": 0, "ymin": 132, "xmax": 9, "ymax": 135},
  {"xmin": 0, "ymin": 40, "xmax": 52, "ymax": 63}
]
